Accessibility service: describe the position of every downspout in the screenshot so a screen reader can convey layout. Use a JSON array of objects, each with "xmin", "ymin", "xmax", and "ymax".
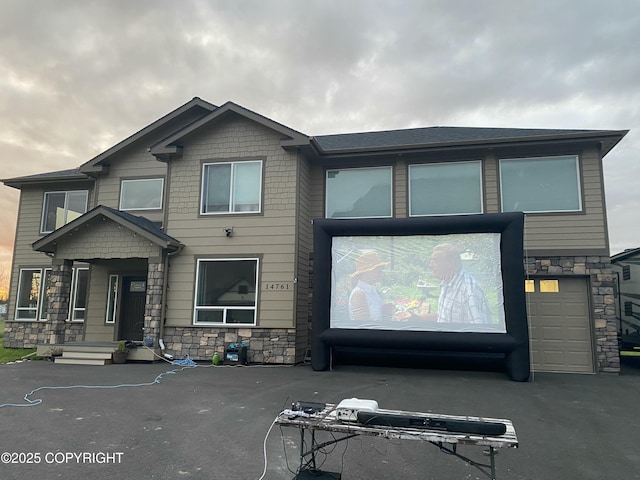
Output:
[{"xmin": 159, "ymin": 244, "xmax": 183, "ymax": 344}]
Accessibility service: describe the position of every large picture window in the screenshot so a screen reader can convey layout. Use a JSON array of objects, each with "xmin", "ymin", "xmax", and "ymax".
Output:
[
  {"xmin": 194, "ymin": 258, "xmax": 258, "ymax": 325},
  {"xmin": 409, "ymin": 161, "xmax": 483, "ymax": 216},
  {"xmin": 500, "ymin": 155, "xmax": 581, "ymax": 213},
  {"xmin": 120, "ymin": 178, "xmax": 164, "ymax": 211},
  {"xmin": 201, "ymin": 161, "xmax": 262, "ymax": 214},
  {"xmin": 326, "ymin": 166, "xmax": 392, "ymax": 218},
  {"xmin": 41, "ymin": 191, "xmax": 88, "ymax": 233}
]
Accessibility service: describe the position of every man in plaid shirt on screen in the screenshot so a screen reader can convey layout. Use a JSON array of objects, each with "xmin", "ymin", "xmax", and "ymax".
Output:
[{"xmin": 429, "ymin": 244, "xmax": 492, "ymax": 324}]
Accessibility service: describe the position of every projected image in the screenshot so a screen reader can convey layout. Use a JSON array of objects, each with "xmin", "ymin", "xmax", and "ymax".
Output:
[{"xmin": 330, "ymin": 233, "xmax": 506, "ymax": 333}]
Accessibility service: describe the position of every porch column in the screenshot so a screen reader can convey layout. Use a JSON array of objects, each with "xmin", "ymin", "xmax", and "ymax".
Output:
[
  {"xmin": 45, "ymin": 259, "xmax": 73, "ymax": 345},
  {"xmin": 144, "ymin": 258, "xmax": 164, "ymax": 347}
]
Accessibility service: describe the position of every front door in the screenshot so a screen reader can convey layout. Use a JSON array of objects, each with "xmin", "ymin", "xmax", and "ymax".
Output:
[{"xmin": 119, "ymin": 276, "xmax": 146, "ymax": 341}]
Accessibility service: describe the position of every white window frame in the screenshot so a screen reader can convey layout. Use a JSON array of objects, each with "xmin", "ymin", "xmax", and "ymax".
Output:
[
  {"xmin": 38, "ymin": 268, "xmax": 52, "ymax": 321},
  {"xmin": 15, "ymin": 268, "xmax": 43, "ymax": 321},
  {"xmin": 105, "ymin": 275, "xmax": 119, "ymax": 324},
  {"xmin": 193, "ymin": 258, "xmax": 259, "ymax": 325},
  {"xmin": 69, "ymin": 268, "xmax": 89, "ymax": 322},
  {"xmin": 119, "ymin": 178, "xmax": 164, "ymax": 211},
  {"xmin": 499, "ymin": 155, "xmax": 582, "ymax": 213},
  {"xmin": 408, "ymin": 161, "xmax": 484, "ymax": 217},
  {"xmin": 200, "ymin": 161, "xmax": 263, "ymax": 215},
  {"xmin": 325, "ymin": 166, "xmax": 393, "ymax": 219},
  {"xmin": 40, "ymin": 190, "xmax": 89, "ymax": 233}
]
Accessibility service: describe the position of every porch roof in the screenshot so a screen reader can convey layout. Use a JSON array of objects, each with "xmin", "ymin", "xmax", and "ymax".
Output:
[{"xmin": 32, "ymin": 205, "xmax": 183, "ymax": 255}]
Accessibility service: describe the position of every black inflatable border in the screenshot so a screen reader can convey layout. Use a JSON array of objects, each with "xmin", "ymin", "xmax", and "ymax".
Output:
[{"xmin": 311, "ymin": 212, "xmax": 530, "ymax": 381}]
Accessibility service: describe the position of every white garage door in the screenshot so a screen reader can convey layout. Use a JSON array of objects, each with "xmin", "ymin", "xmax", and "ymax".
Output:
[{"xmin": 526, "ymin": 277, "xmax": 594, "ymax": 373}]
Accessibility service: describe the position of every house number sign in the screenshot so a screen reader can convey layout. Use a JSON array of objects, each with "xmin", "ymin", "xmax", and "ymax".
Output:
[
  {"xmin": 263, "ymin": 282, "xmax": 293, "ymax": 290},
  {"xmin": 129, "ymin": 281, "xmax": 146, "ymax": 292}
]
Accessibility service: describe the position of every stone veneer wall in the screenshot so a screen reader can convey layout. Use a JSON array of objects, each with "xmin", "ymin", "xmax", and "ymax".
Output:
[
  {"xmin": 162, "ymin": 327, "xmax": 297, "ymax": 364},
  {"xmin": 524, "ymin": 255, "xmax": 619, "ymax": 373},
  {"xmin": 3, "ymin": 322, "xmax": 84, "ymax": 349}
]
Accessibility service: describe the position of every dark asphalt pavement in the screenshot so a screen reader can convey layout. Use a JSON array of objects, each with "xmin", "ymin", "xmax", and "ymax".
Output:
[{"xmin": 1, "ymin": 359, "xmax": 639, "ymax": 480}]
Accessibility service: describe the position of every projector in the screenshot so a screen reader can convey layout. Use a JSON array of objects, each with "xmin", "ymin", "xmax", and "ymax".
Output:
[{"xmin": 335, "ymin": 398, "xmax": 378, "ymax": 422}]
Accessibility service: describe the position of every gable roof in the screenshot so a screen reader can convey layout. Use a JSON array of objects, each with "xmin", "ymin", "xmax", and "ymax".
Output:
[
  {"xmin": 33, "ymin": 205, "xmax": 183, "ymax": 254},
  {"xmin": 313, "ymin": 126, "xmax": 628, "ymax": 157},
  {"xmin": 79, "ymin": 97, "xmax": 217, "ymax": 174},
  {"xmin": 149, "ymin": 101, "xmax": 310, "ymax": 160}
]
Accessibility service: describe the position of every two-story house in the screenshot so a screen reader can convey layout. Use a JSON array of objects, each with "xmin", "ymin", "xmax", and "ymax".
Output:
[{"xmin": 1, "ymin": 97, "xmax": 627, "ymax": 374}]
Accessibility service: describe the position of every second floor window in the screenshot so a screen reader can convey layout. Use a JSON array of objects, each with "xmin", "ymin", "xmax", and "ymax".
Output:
[
  {"xmin": 41, "ymin": 190, "xmax": 88, "ymax": 233},
  {"xmin": 201, "ymin": 161, "xmax": 262, "ymax": 214},
  {"xmin": 326, "ymin": 166, "xmax": 393, "ymax": 218},
  {"xmin": 409, "ymin": 161, "xmax": 483, "ymax": 216},
  {"xmin": 500, "ymin": 155, "xmax": 582, "ymax": 213},
  {"xmin": 120, "ymin": 178, "xmax": 164, "ymax": 211}
]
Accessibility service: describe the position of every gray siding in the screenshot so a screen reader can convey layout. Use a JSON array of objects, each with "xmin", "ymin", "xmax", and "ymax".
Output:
[
  {"xmin": 7, "ymin": 182, "xmax": 94, "ymax": 322},
  {"xmin": 164, "ymin": 114, "xmax": 299, "ymax": 329}
]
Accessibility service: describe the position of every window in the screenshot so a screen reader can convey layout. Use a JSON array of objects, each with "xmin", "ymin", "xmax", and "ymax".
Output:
[
  {"xmin": 15, "ymin": 267, "xmax": 88, "ymax": 321},
  {"xmin": 500, "ymin": 155, "xmax": 581, "ymax": 213},
  {"xmin": 70, "ymin": 268, "xmax": 89, "ymax": 321},
  {"xmin": 194, "ymin": 258, "xmax": 258, "ymax": 325},
  {"xmin": 120, "ymin": 178, "xmax": 164, "ymax": 210},
  {"xmin": 623, "ymin": 265, "xmax": 631, "ymax": 281},
  {"xmin": 16, "ymin": 269, "xmax": 42, "ymax": 320},
  {"xmin": 201, "ymin": 161, "xmax": 262, "ymax": 214},
  {"xmin": 106, "ymin": 275, "xmax": 118, "ymax": 324},
  {"xmin": 39, "ymin": 269, "xmax": 52, "ymax": 320},
  {"xmin": 41, "ymin": 191, "xmax": 88, "ymax": 233},
  {"xmin": 409, "ymin": 161, "xmax": 483, "ymax": 216},
  {"xmin": 326, "ymin": 166, "xmax": 392, "ymax": 218}
]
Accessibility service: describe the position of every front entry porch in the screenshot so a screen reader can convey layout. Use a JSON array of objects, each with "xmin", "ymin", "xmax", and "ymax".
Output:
[{"xmin": 30, "ymin": 205, "xmax": 183, "ymax": 363}]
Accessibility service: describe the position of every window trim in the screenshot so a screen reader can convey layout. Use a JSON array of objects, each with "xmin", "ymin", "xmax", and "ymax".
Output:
[
  {"xmin": 105, "ymin": 275, "xmax": 119, "ymax": 324},
  {"xmin": 40, "ymin": 190, "xmax": 89, "ymax": 234},
  {"xmin": 70, "ymin": 268, "xmax": 89, "ymax": 322},
  {"xmin": 15, "ymin": 268, "xmax": 43, "ymax": 321},
  {"xmin": 119, "ymin": 177, "xmax": 165, "ymax": 211},
  {"xmin": 15, "ymin": 267, "xmax": 89, "ymax": 322},
  {"xmin": 325, "ymin": 165, "xmax": 393, "ymax": 219},
  {"xmin": 408, "ymin": 160, "xmax": 484, "ymax": 217},
  {"xmin": 193, "ymin": 257, "xmax": 259, "ymax": 326},
  {"xmin": 200, "ymin": 160, "xmax": 263, "ymax": 215},
  {"xmin": 38, "ymin": 268, "xmax": 52, "ymax": 321},
  {"xmin": 499, "ymin": 155, "xmax": 582, "ymax": 214}
]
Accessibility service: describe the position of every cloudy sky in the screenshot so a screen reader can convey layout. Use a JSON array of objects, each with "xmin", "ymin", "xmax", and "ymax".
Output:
[{"xmin": 1, "ymin": 0, "xmax": 639, "ymax": 281}]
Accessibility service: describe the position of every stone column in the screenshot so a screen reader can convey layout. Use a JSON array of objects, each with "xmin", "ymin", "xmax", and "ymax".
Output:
[
  {"xmin": 144, "ymin": 258, "xmax": 164, "ymax": 347},
  {"xmin": 45, "ymin": 259, "xmax": 73, "ymax": 346}
]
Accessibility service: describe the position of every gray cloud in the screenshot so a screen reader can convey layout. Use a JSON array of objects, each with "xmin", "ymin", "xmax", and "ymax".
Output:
[{"xmin": 1, "ymin": 0, "xmax": 639, "ymax": 268}]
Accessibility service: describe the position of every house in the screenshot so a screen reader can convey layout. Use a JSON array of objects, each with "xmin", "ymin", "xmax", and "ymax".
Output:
[
  {"xmin": 1, "ymin": 97, "xmax": 627, "ymax": 374},
  {"xmin": 611, "ymin": 247, "xmax": 640, "ymax": 353}
]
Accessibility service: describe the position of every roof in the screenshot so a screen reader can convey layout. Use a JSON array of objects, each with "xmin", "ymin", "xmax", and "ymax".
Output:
[
  {"xmin": 313, "ymin": 126, "xmax": 628, "ymax": 156},
  {"xmin": 611, "ymin": 247, "xmax": 640, "ymax": 263},
  {"xmin": 79, "ymin": 97, "xmax": 217, "ymax": 173},
  {"xmin": 1, "ymin": 168, "xmax": 92, "ymax": 189},
  {"xmin": 32, "ymin": 205, "xmax": 183, "ymax": 254},
  {"xmin": 149, "ymin": 101, "xmax": 310, "ymax": 160}
]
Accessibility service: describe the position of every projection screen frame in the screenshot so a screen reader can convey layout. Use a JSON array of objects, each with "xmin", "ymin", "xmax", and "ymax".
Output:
[{"xmin": 311, "ymin": 212, "xmax": 530, "ymax": 381}]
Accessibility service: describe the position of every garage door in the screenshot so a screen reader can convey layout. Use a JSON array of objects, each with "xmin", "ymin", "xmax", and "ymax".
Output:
[{"xmin": 526, "ymin": 277, "xmax": 594, "ymax": 373}]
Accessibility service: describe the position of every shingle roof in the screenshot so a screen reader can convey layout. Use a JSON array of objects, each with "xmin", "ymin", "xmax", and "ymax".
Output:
[
  {"xmin": 1, "ymin": 168, "xmax": 91, "ymax": 188},
  {"xmin": 313, "ymin": 126, "xmax": 625, "ymax": 154}
]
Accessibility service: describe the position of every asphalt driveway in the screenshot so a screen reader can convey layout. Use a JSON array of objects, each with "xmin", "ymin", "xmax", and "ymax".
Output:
[{"xmin": 1, "ymin": 359, "xmax": 639, "ymax": 480}]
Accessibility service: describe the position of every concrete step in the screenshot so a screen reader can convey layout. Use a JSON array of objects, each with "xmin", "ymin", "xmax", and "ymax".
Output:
[
  {"xmin": 55, "ymin": 357, "xmax": 113, "ymax": 366},
  {"xmin": 62, "ymin": 351, "xmax": 113, "ymax": 360}
]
